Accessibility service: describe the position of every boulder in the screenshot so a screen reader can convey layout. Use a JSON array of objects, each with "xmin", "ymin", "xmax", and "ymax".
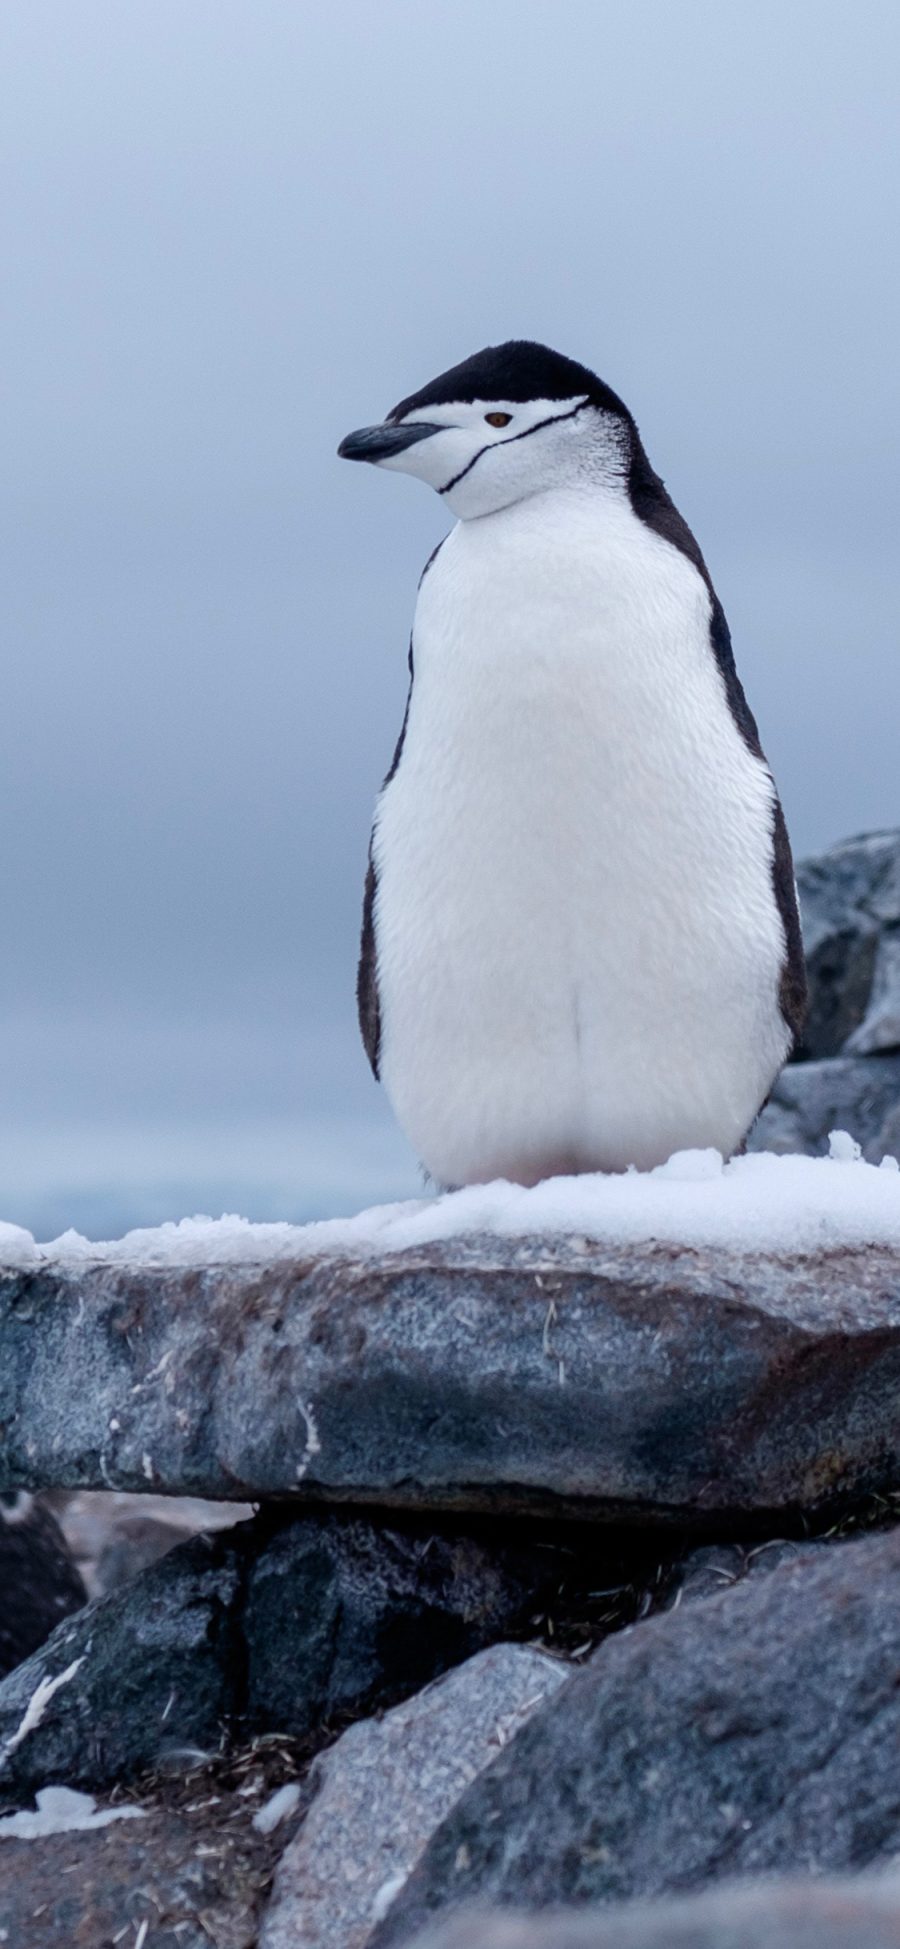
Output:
[
  {"xmin": 0, "ymin": 1508, "xmax": 572, "ymax": 1804},
  {"xmin": 796, "ymin": 831, "xmax": 900, "ymax": 1060},
  {"xmin": 0, "ymin": 1493, "xmax": 84, "ymax": 1678},
  {"xmin": 239, "ymin": 1513, "xmax": 568, "ymax": 1740},
  {"xmin": 0, "ymin": 1756, "xmax": 305, "ymax": 1949},
  {"xmin": 373, "ymin": 1524, "xmax": 900, "ymax": 1941},
  {"xmin": 0, "ymin": 1524, "xmax": 243, "ymax": 1805},
  {"xmin": 405, "ymin": 1878, "xmax": 900, "ymax": 1949},
  {"xmin": 650, "ymin": 1534, "xmax": 817, "ymax": 1611},
  {"xmin": 259, "ymin": 1643, "xmax": 568, "ymax": 1949},
  {"xmin": 4, "ymin": 1238, "xmax": 900, "ymax": 1527},
  {"xmin": 749, "ymin": 1055, "xmax": 900, "ymax": 1162}
]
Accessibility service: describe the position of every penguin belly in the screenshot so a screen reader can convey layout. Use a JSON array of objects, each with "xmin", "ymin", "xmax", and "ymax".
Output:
[{"xmin": 371, "ymin": 489, "xmax": 792, "ymax": 1187}]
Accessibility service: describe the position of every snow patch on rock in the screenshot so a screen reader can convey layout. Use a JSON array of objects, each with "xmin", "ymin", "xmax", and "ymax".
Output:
[
  {"xmin": 3, "ymin": 1135, "xmax": 900, "ymax": 1266},
  {"xmin": 0, "ymin": 1784, "xmax": 145, "ymax": 1839}
]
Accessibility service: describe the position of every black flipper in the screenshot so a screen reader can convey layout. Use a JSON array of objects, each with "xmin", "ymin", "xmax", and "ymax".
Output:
[
  {"xmin": 628, "ymin": 439, "xmax": 807, "ymax": 1049},
  {"xmin": 357, "ymin": 638, "xmax": 415, "ymax": 1079}
]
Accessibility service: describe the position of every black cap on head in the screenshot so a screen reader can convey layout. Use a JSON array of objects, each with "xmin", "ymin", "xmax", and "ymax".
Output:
[{"xmin": 388, "ymin": 340, "xmax": 633, "ymax": 424}]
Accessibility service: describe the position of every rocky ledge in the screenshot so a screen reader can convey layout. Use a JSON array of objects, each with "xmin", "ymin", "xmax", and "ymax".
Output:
[{"xmin": 2, "ymin": 1232, "xmax": 900, "ymax": 1525}]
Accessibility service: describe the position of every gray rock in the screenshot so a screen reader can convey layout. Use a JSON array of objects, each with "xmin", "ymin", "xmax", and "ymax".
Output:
[
  {"xmin": 749, "ymin": 1054, "xmax": 900, "ymax": 1161},
  {"xmin": 6, "ymin": 1238, "xmax": 900, "ymax": 1526},
  {"xmin": 797, "ymin": 831, "xmax": 900, "ymax": 1059},
  {"xmin": 0, "ymin": 1771, "xmax": 295, "ymax": 1949},
  {"xmin": 0, "ymin": 1509, "xmax": 569, "ymax": 1803},
  {"xmin": 0, "ymin": 1494, "xmax": 85, "ymax": 1678},
  {"xmin": 652, "ymin": 1535, "xmax": 816, "ymax": 1611},
  {"xmin": 407, "ymin": 1877, "xmax": 900, "ymax": 1949},
  {"xmin": 259, "ymin": 1644, "xmax": 568, "ymax": 1949},
  {"xmin": 848, "ymin": 933, "xmax": 900, "ymax": 1055},
  {"xmin": 373, "ymin": 1524, "xmax": 900, "ymax": 1941},
  {"xmin": 0, "ymin": 1526, "xmax": 243, "ymax": 1803},
  {"xmin": 239, "ymin": 1514, "xmax": 567, "ymax": 1740}
]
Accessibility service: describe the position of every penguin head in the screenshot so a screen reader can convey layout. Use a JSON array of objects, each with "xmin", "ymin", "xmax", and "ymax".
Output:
[{"xmin": 338, "ymin": 340, "xmax": 636, "ymax": 519}]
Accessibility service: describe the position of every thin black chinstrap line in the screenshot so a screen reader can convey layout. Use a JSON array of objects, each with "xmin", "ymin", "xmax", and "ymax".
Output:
[{"xmin": 437, "ymin": 398, "xmax": 592, "ymax": 496}]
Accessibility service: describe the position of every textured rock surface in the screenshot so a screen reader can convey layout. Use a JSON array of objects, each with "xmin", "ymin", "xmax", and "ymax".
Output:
[
  {"xmin": 750, "ymin": 1055, "xmax": 900, "ymax": 1162},
  {"xmin": 0, "ymin": 1761, "xmax": 300, "ymax": 1949},
  {"xmin": 651, "ymin": 1534, "xmax": 818, "ymax": 1611},
  {"xmin": 0, "ymin": 1494, "xmax": 85, "ymax": 1677},
  {"xmin": 797, "ymin": 831, "xmax": 900, "ymax": 1059},
  {"xmin": 260, "ymin": 1644, "xmax": 568, "ymax": 1949},
  {"xmin": 374, "ymin": 1524, "xmax": 900, "ymax": 1942},
  {"xmin": 407, "ymin": 1878, "xmax": 900, "ymax": 1949},
  {"xmin": 0, "ymin": 1526, "xmax": 242, "ymax": 1804},
  {"xmin": 5, "ymin": 1239, "xmax": 900, "ymax": 1525},
  {"xmin": 0, "ymin": 1509, "xmax": 568, "ymax": 1803}
]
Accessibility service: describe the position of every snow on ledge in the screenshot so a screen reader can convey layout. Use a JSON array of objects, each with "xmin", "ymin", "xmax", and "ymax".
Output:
[{"xmin": 2, "ymin": 1133, "xmax": 900, "ymax": 1268}]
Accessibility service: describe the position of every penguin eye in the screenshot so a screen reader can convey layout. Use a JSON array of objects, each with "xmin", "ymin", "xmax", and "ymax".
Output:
[{"xmin": 484, "ymin": 411, "xmax": 512, "ymax": 427}]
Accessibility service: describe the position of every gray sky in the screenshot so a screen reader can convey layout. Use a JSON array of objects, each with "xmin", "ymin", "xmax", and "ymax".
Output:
[{"xmin": 2, "ymin": 0, "xmax": 899, "ymax": 1234}]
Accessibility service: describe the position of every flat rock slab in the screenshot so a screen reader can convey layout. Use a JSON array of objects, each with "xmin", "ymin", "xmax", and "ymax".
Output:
[
  {"xmin": 408, "ymin": 1878, "xmax": 900, "ymax": 1949},
  {"xmin": 4, "ymin": 1239, "xmax": 900, "ymax": 1523},
  {"xmin": 374, "ymin": 1524, "xmax": 900, "ymax": 1942},
  {"xmin": 260, "ymin": 1643, "xmax": 568, "ymax": 1949}
]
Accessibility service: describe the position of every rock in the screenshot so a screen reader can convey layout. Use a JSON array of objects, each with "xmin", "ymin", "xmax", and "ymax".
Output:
[
  {"xmin": 796, "ymin": 831, "xmax": 900, "ymax": 1059},
  {"xmin": 240, "ymin": 1514, "xmax": 568, "ymax": 1740},
  {"xmin": 0, "ymin": 1525, "xmax": 243, "ymax": 1804},
  {"xmin": 651, "ymin": 1534, "xmax": 816, "ymax": 1611},
  {"xmin": 0, "ymin": 1750, "xmax": 307, "ymax": 1949},
  {"xmin": 0, "ymin": 1806, "xmax": 264, "ymax": 1948},
  {"xmin": 259, "ymin": 1643, "xmax": 568, "ymax": 1949},
  {"xmin": 0, "ymin": 1509, "xmax": 571, "ymax": 1804},
  {"xmin": 0, "ymin": 1493, "xmax": 84, "ymax": 1678},
  {"xmin": 373, "ymin": 1524, "xmax": 900, "ymax": 1941},
  {"xmin": 749, "ymin": 1055, "xmax": 900, "ymax": 1162},
  {"xmin": 5, "ymin": 1238, "xmax": 900, "ymax": 1526},
  {"xmin": 847, "ymin": 932, "xmax": 900, "ymax": 1056},
  {"xmin": 405, "ymin": 1877, "xmax": 900, "ymax": 1948}
]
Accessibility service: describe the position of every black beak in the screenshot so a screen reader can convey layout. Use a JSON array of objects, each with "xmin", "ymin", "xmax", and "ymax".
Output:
[{"xmin": 337, "ymin": 421, "xmax": 444, "ymax": 463}]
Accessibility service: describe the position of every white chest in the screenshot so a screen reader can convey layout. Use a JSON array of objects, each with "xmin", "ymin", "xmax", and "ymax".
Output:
[{"xmin": 370, "ymin": 487, "xmax": 789, "ymax": 1186}]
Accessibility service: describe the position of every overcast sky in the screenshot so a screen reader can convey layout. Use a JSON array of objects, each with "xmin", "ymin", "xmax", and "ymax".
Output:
[{"xmin": 2, "ymin": 0, "xmax": 899, "ymax": 1235}]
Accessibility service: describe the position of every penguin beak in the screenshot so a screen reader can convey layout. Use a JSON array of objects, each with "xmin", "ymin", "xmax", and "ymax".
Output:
[{"xmin": 338, "ymin": 421, "xmax": 444, "ymax": 463}]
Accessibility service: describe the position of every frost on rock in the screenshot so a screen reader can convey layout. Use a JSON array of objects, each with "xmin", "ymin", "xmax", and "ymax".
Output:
[{"xmin": 2, "ymin": 1136, "xmax": 900, "ymax": 1267}]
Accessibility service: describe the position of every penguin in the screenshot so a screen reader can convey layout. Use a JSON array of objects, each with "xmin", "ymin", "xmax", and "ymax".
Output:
[{"xmin": 339, "ymin": 340, "xmax": 806, "ymax": 1188}]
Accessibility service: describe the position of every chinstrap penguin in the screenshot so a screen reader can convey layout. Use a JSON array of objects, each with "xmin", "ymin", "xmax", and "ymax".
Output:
[{"xmin": 339, "ymin": 340, "xmax": 806, "ymax": 1188}]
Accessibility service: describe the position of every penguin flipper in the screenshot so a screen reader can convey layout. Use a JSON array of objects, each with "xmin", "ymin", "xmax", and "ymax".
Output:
[
  {"xmin": 357, "ymin": 854, "xmax": 381, "ymax": 1078},
  {"xmin": 630, "ymin": 446, "xmax": 807, "ymax": 1053},
  {"xmin": 356, "ymin": 638, "xmax": 416, "ymax": 1082}
]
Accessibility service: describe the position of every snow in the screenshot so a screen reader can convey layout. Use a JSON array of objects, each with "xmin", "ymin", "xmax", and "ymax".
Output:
[
  {"xmin": 0, "ymin": 1223, "xmax": 39, "ymax": 1270},
  {"xmin": 0, "ymin": 1660, "xmax": 84, "ymax": 1771},
  {"xmin": 252, "ymin": 1780, "xmax": 302, "ymax": 1835},
  {"xmin": 2, "ymin": 1132, "xmax": 900, "ymax": 1264},
  {"xmin": 0, "ymin": 1785, "xmax": 145, "ymax": 1839}
]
